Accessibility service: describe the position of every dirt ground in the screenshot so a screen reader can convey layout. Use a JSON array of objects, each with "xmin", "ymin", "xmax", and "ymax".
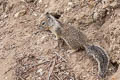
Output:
[{"xmin": 0, "ymin": 0, "xmax": 120, "ymax": 80}]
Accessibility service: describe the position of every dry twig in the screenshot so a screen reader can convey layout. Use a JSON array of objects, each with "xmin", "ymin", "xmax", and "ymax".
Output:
[
  {"xmin": 47, "ymin": 58, "xmax": 56, "ymax": 80},
  {"xmin": 4, "ymin": 63, "xmax": 16, "ymax": 75},
  {"xmin": 54, "ymin": 52, "xmax": 67, "ymax": 62}
]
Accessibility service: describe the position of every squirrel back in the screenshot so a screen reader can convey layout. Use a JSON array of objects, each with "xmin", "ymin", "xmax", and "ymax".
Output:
[{"xmin": 85, "ymin": 45, "xmax": 109, "ymax": 78}]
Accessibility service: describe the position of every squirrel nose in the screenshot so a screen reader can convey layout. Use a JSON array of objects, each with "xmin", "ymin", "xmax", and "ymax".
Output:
[
  {"xmin": 36, "ymin": 24, "xmax": 44, "ymax": 30},
  {"xmin": 39, "ymin": 25, "xmax": 43, "ymax": 29}
]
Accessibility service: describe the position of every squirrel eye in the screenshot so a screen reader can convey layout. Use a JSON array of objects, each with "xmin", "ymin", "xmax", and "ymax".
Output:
[{"xmin": 41, "ymin": 21, "xmax": 46, "ymax": 25}]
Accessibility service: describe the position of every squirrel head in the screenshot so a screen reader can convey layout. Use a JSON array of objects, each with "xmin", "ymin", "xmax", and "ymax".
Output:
[{"xmin": 39, "ymin": 12, "xmax": 61, "ymax": 31}]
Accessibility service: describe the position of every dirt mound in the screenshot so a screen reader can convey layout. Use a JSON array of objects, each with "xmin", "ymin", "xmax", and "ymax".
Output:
[{"xmin": 0, "ymin": 0, "xmax": 120, "ymax": 80}]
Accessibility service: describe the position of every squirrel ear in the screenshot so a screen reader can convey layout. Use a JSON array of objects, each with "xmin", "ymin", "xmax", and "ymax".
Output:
[
  {"xmin": 45, "ymin": 12, "xmax": 56, "ymax": 21},
  {"xmin": 45, "ymin": 12, "xmax": 51, "ymax": 18},
  {"xmin": 45, "ymin": 12, "xmax": 49, "ymax": 15},
  {"xmin": 44, "ymin": 12, "xmax": 61, "ymax": 27}
]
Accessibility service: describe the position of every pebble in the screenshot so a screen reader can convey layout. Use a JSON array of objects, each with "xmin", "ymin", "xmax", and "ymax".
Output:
[
  {"xmin": 37, "ymin": 68, "xmax": 44, "ymax": 75},
  {"xmin": 38, "ymin": 0, "xmax": 42, "ymax": 3},
  {"xmin": 93, "ymin": 12, "xmax": 98, "ymax": 20},
  {"xmin": 68, "ymin": 2, "xmax": 75, "ymax": 8},
  {"xmin": 66, "ymin": 7, "xmax": 71, "ymax": 11},
  {"xmin": 1, "ymin": 13, "xmax": 8, "ymax": 19},
  {"xmin": 5, "ymin": 77, "xmax": 8, "ymax": 80},
  {"xmin": 45, "ymin": 5, "xmax": 48, "ymax": 8},
  {"xmin": 25, "ymin": 0, "xmax": 35, "ymax": 3},
  {"xmin": 20, "ymin": 0, "xmax": 25, "ymax": 2},
  {"xmin": 38, "ymin": 59, "xmax": 43, "ymax": 64},
  {"xmin": 68, "ymin": 2, "xmax": 73, "ymax": 6},
  {"xmin": 40, "ymin": 35, "xmax": 48, "ymax": 43},
  {"xmin": 14, "ymin": 10, "xmax": 27, "ymax": 18},
  {"xmin": 32, "ymin": 12, "xmax": 38, "ymax": 17},
  {"xmin": 110, "ymin": 1, "xmax": 117, "ymax": 7},
  {"xmin": 3, "ymin": 14, "xmax": 8, "ymax": 18},
  {"xmin": 65, "ymin": 2, "xmax": 75, "ymax": 11}
]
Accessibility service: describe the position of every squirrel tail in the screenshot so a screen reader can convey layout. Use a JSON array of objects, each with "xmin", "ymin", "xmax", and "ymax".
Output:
[{"xmin": 84, "ymin": 45, "xmax": 109, "ymax": 78}]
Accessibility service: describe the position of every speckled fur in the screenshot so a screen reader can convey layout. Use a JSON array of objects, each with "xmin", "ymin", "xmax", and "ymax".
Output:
[{"xmin": 39, "ymin": 12, "xmax": 109, "ymax": 78}]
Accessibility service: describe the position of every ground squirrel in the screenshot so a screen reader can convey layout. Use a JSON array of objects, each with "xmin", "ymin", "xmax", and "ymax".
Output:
[{"xmin": 39, "ymin": 12, "xmax": 109, "ymax": 78}]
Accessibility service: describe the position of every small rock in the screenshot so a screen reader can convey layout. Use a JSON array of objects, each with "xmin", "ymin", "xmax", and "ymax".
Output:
[
  {"xmin": 38, "ymin": 59, "xmax": 43, "ymax": 64},
  {"xmin": 3, "ymin": 14, "xmax": 8, "ymax": 18},
  {"xmin": 68, "ymin": 2, "xmax": 75, "ymax": 8},
  {"xmin": 32, "ymin": 12, "xmax": 38, "ymax": 17},
  {"xmin": 20, "ymin": 0, "xmax": 25, "ymax": 2},
  {"xmin": 66, "ymin": 7, "xmax": 71, "ymax": 11},
  {"xmin": 5, "ymin": 77, "xmax": 8, "ymax": 80},
  {"xmin": 25, "ymin": 0, "xmax": 35, "ymax": 3},
  {"xmin": 37, "ymin": 77, "xmax": 42, "ymax": 80},
  {"xmin": 83, "ymin": 75, "xmax": 87, "ymax": 78},
  {"xmin": 93, "ymin": 12, "xmax": 98, "ymax": 20},
  {"xmin": 1, "ymin": 13, "xmax": 8, "ymax": 19},
  {"xmin": 118, "ymin": 60, "xmax": 120, "ymax": 64},
  {"xmin": 110, "ymin": 2, "xmax": 117, "ymax": 7},
  {"xmin": 40, "ymin": 35, "xmax": 49, "ymax": 43},
  {"xmin": 14, "ymin": 10, "xmax": 27, "ymax": 18},
  {"xmin": 37, "ymin": 68, "xmax": 44, "ymax": 75},
  {"xmin": 68, "ymin": 2, "xmax": 73, "ymax": 6},
  {"xmin": 45, "ymin": 5, "xmax": 48, "ymax": 8},
  {"xmin": 38, "ymin": 0, "xmax": 42, "ymax": 3},
  {"xmin": 66, "ymin": 2, "xmax": 75, "ymax": 11}
]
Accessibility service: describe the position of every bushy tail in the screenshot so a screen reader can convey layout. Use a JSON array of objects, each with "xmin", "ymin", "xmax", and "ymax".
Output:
[{"xmin": 84, "ymin": 45, "xmax": 109, "ymax": 78}]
